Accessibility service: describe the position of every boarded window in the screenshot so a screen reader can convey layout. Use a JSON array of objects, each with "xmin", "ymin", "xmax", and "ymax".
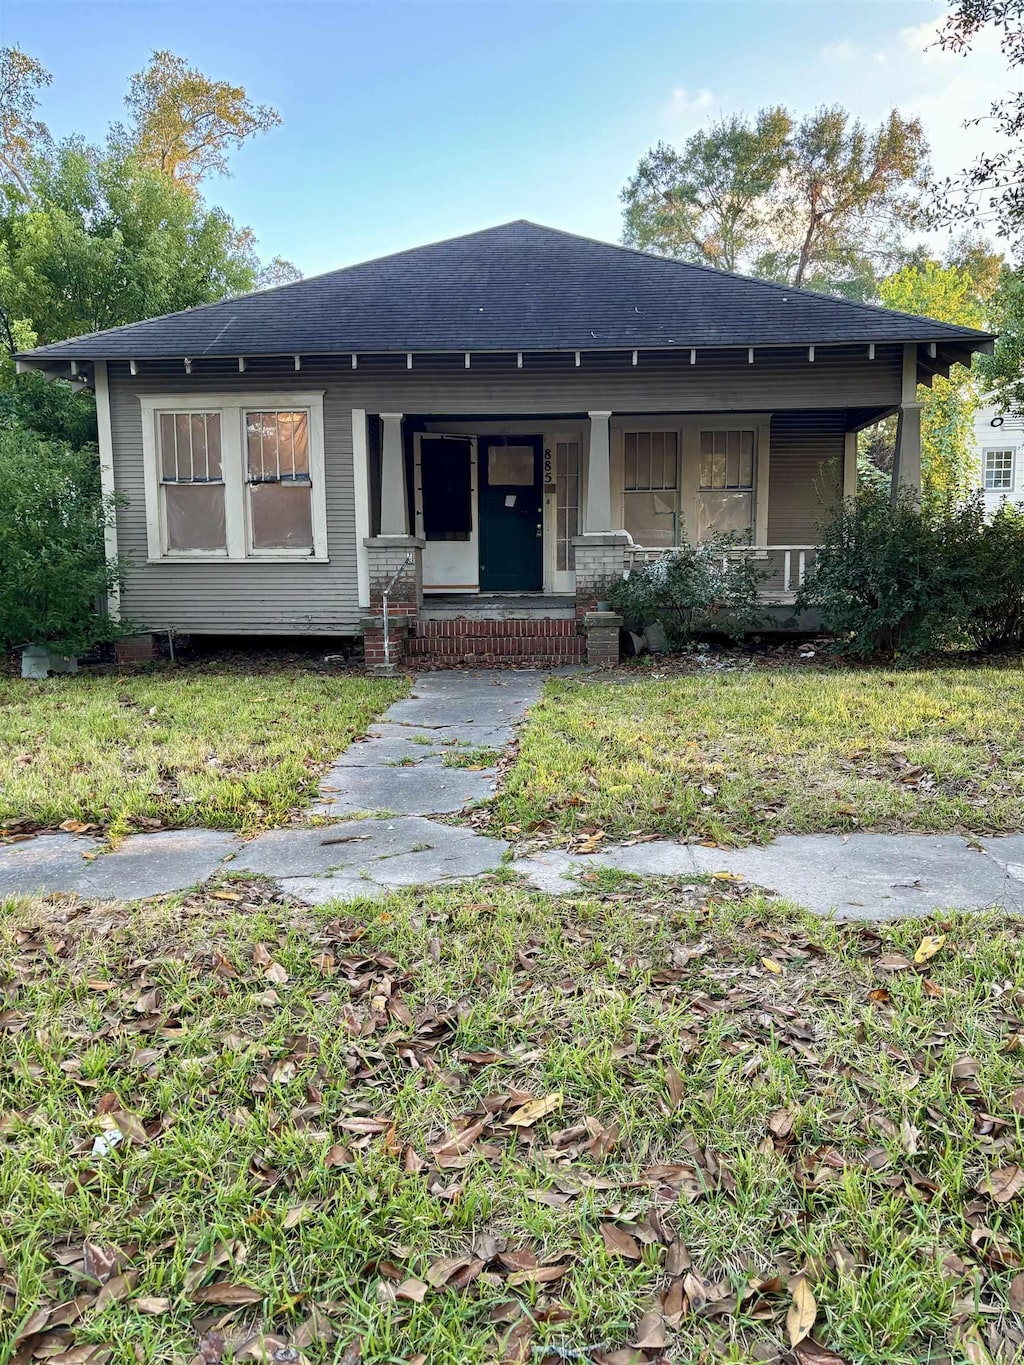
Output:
[
  {"xmin": 421, "ymin": 437, "xmax": 472, "ymax": 540},
  {"xmin": 624, "ymin": 431, "xmax": 678, "ymax": 546},
  {"xmin": 698, "ymin": 429, "xmax": 756, "ymax": 540},
  {"xmin": 488, "ymin": 446, "xmax": 535, "ymax": 486},
  {"xmin": 245, "ymin": 410, "xmax": 313, "ymax": 551},
  {"xmin": 157, "ymin": 411, "xmax": 226, "ymax": 552}
]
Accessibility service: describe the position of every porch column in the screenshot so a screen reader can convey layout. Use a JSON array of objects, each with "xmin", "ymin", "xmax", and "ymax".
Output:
[
  {"xmin": 379, "ymin": 412, "xmax": 408, "ymax": 535},
  {"xmin": 585, "ymin": 410, "xmax": 613, "ymax": 532},
  {"xmin": 891, "ymin": 344, "xmax": 922, "ymax": 506}
]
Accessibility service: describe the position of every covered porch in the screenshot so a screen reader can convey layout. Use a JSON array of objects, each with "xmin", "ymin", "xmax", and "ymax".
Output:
[{"xmin": 358, "ymin": 389, "xmax": 921, "ymax": 670}]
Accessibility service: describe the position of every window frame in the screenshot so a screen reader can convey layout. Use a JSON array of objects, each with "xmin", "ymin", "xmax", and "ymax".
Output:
[
  {"xmin": 140, "ymin": 392, "xmax": 328, "ymax": 563},
  {"xmin": 611, "ymin": 415, "xmax": 770, "ymax": 547},
  {"xmin": 983, "ymin": 446, "xmax": 1015, "ymax": 492}
]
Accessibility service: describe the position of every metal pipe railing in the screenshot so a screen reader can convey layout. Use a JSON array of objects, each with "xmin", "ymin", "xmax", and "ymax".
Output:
[{"xmin": 381, "ymin": 552, "xmax": 415, "ymax": 669}]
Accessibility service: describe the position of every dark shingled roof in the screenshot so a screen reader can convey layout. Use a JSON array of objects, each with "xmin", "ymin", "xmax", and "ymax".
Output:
[{"xmin": 19, "ymin": 220, "xmax": 993, "ymax": 361}]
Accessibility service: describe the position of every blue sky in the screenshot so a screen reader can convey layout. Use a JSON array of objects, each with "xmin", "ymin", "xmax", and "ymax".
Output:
[{"xmin": 3, "ymin": 0, "xmax": 1009, "ymax": 276}]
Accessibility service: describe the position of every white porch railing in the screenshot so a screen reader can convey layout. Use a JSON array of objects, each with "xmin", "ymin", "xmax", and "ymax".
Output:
[{"xmin": 624, "ymin": 544, "xmax": 819, "ymax": 602}]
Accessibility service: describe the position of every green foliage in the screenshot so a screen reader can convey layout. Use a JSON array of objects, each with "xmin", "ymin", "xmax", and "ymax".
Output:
[
  {"xmin": 621, "ymin": 109, "xmax": 792, "ymax": 271},
  {"xmin": 608, "ymin": 536, "xmax": 765, "ymax": 646},
  {"xmin": 0, "ymin": 425, "xmax": 124, "ymax": 654},
  {"xmin": 861, "ymin": 252, "xmax": 1000, "ymax": 507},
  {"xmin": 0, "ymin": 141, "xmax": 260, "ymax": 345},
  {"xmin": 977, "ymin": 264, "xmax": 1024, "ymax": 416},
  {"xmin": 964, "ymin": 501, "xmax": 1024, "ymax": 651},
  {"xmin": 798, "ymin": 489, "xmax": 989, "ymax": 657},
  {"xmin": 0, "ymin": 371, "xmax": 96, "ymax": 447},
  {"xmin": 622, "ymin": 104, "xmax": 929, "ymax": 293}
]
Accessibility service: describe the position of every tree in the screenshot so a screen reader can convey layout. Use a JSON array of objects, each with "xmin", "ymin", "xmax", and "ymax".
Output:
[
  {"xmin": 0, "ymin": 140, "xmax": 261, "ymax": 346},
  {"xmin": 621, "ymin": 109, "xmax": 792, "ymax": 271},
  {"xmin": 0, "ymin": 46, "xmax": 52, "ymax": 197},
  {"xmin": 622, "ymin": 105, "xmax": 929, "ymax": 294},
  {"xmin": 0, "ymin": 425, "xmax": 123, "ymax": 655},
  {"xmin": 757, "ymin": 107, "xmax": 930, "ymax": 290},
  {"xmin": 935, "ymin": 0, "xmax": 1024, "ymax": 248},
  {"xmin": 119, "ymin": 49, "xmax": 281, "ymax": 188},
  {"xmin": 976, "ymin": 264, "xmax": 1024, "ymax": 413},
  {"xmin": 867, "ymin": 254, "xmax": 992, "ymax": 506}
]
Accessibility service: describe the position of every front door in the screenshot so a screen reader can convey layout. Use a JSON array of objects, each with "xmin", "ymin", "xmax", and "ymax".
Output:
[{"xmin": 478, "ymin": 437, "xmax": 543, "ymax": 591}]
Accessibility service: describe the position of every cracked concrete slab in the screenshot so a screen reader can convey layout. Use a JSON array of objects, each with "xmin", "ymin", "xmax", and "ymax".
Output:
[
  {"xmin": 514, "ymin": 833, "xmax": 1024, "ymax": 920},
  {"xmin": 0, "ymin": 829, "xmax": 240, "ymax": 901},
  {"xmin": 0, "ymin": 832, "xmax": 92, "ymax": 897},
  {"xmin": 76, "ymin": 830, "xmax": 241, "ymax": 901},
  {"xmin": 688, "ymin": 833, "xmax": 1024, "ymax": 919},
  {"xmin": 314, "ymin": 668, "xmax": 543, "ymax": 818},
  {"xmin": 314, "ymin": 764, "xmax": 497, "ymax": 816},
  {"xmin": 238, "ymin": 814, "xmax": 509, "ymax": 906}
]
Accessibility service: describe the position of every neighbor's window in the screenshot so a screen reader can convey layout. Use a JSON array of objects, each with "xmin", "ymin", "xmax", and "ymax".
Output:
[
  {"xmin": 623, "ymin": 430, "xmax": 678, "ymax": 547},
  {"xmin": 245, "ymin": 410, "xmax": 313, "ymax": 552},
  {"xmin": 158, "ymin": 411, "xmax": 226, "ymax": 553},
  {"xmin": 984, "ymin": 447, "xmax": 1015, "ymax": 491},
  {"xmin": 698, "ymin": 429, "xmax": 756, "ymax": 540}
]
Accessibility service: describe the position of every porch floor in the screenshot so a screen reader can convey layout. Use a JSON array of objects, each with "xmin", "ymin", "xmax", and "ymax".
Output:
[{"xmin": 421, "ymin": 593, "xmax": 577, "ymax": 621}]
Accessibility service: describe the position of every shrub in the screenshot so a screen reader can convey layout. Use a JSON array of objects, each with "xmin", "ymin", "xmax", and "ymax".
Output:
[
  {"xmin": 608, "ymin": 534, "xmax": 765, "ymax": 647},
  {"xmin": 0, "ymin": 424, "xmax": 127, "ymax": 656},
  {"xmin": 797, "ymin": 488, "xmax": 983, "ymax": 657},
  {"xmin": 965, "ymin": 500, "xmax": 1024, "ymax": 651}
]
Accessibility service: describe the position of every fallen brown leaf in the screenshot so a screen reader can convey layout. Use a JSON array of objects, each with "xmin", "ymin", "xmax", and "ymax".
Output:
[{"xmin": 787, "ymin": 1276, "xmax": 817, "ymax": 1347}]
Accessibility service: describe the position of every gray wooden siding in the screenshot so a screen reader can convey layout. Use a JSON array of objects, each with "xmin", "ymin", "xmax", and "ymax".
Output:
[
  {"xmin": 109, "ymin": 349, "xmax": 898, "ymax": 635},
  {"xmin": 768, "ymin": 411, "xmax": 846, "ymax": 544}
]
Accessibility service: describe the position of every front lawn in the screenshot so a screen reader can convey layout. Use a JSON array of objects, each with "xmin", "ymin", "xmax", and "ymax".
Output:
[
  {"xmin": 489, "ymin": 663, "xmax": 1024, "ymax": 845},
  {"xmin": 0, "ymin": 663, "xmax": 406, "ymax": 836},
  {"xmin": 2, "ymin": 879, "xmax": 1023, "ymax": 1364}
]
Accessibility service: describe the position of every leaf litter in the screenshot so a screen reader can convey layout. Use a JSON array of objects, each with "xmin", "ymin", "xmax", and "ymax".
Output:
[{"xmin": 2, "ymin": 875, "xmax": 1024, "ymax": 1364}]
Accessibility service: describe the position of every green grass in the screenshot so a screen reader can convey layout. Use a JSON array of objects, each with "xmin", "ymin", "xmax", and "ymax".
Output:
[
  {"xmin": 486, "ymin": 663, "xmax": 1024, "ymax": 845},
  {"xmin": 0, "ymin": 663, "xmax": 406, "ymax": 836},
  {"xmin": 1, "ymin": 880, "xmax": 1022, "ymax": 1363}
]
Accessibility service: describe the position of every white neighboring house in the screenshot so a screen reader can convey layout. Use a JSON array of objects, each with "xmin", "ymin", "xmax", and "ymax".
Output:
[{"xmin": 975, "ymin": 403, "xmax": 1024, "ymax": 513}]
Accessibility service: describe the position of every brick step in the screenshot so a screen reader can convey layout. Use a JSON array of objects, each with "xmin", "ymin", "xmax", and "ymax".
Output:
[
  {"xmin": 414, "ymin": 652, "xmax": 584, "ymax": 670},
  {"xmin": 408, "ymin": 634, "xmax": 584, "ymax": 660},
  {"xmin": 417, "ymin": 617, "xmax": 578, "ymax": 639}
]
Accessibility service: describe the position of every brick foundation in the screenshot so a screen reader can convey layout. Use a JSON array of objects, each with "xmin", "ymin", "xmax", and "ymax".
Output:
[{"xmin": 115, "ymin": 634, "xmax": 158, "ymax": 664}]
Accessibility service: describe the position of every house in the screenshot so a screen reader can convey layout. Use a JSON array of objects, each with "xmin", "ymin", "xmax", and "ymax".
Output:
[
  {"xmin": 974, "ymin": 402, "xmax": 1024, "ymax": 514},
  {"xmin": 17, "ymin": 221, "xmax": 994, "ymax": 670}
]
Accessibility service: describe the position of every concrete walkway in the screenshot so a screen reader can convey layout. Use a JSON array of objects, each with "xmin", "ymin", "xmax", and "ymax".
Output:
[{"xmin": 1, "ymin": 669, "xmax": 1023, "ymax": 921}]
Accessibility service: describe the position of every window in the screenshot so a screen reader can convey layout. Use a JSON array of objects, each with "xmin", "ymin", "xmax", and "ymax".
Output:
[
  {"xmin": 555, "ymin": 439, "xmax": 580, "ymax": 571},
  {"xmin": 142, "ymin": 393, "xmax": 326, "ymax": 561},
  {"xmin": 246, "ymin": 410, "xmax": 313, "ymax": 552},
  {"xmin": 984, "ymin": 448, "xmax": 1015, "ymax": 491},
  {"xmin": 624, "ymin": 430, "xmax": 679, "ymax": 546},
  {"xmin": 487, "ymin": 446, "xmax": 536, "ymax": 485},
  {"xmin": 158, "ymin": 411, "xmax": 225, "ymax": 553},
  {"xmin": 699, "ymin": 429, "xmax": 756, "ymax": 540}
]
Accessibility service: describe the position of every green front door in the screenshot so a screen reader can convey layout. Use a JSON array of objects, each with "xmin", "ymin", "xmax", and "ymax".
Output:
[{"xmin": 478, "ymin": 437, "xmax": 544, "ymax": 591}]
